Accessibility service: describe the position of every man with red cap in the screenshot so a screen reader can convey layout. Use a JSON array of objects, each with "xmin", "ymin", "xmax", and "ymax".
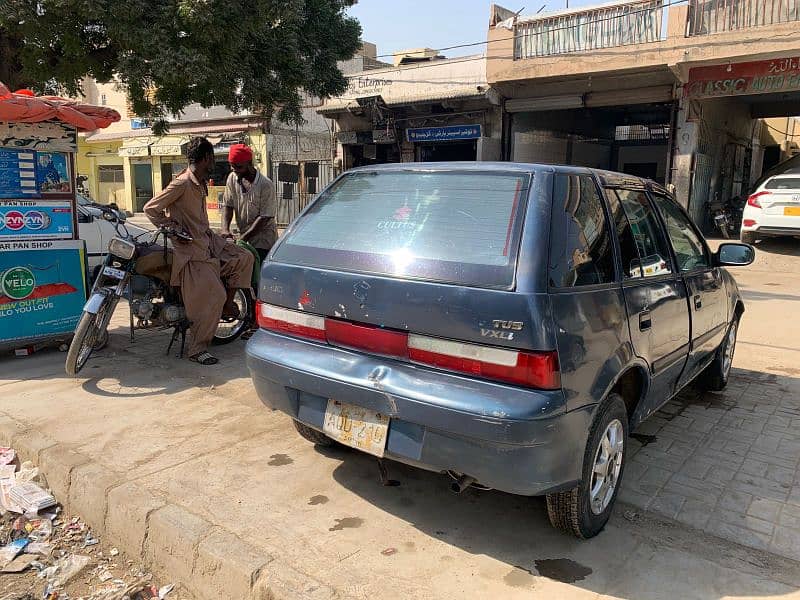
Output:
[{"xmin": 221, "ymin": 143, "xmax": 277, "ymax": 264}]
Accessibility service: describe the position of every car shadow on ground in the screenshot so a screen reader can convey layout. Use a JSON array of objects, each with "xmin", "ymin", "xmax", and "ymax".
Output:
[
  {"xmin": 320, "ymin": 367, "xmax": 800, "ymax": 598},
  {"xmin": 753, "ymin": 237, "xmax": 800, "ymax": 257}
]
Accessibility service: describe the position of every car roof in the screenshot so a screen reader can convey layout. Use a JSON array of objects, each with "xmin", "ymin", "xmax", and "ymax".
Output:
[{"xmin": 345, "ymin": 162, "xmax": 665, "ymax": 192}]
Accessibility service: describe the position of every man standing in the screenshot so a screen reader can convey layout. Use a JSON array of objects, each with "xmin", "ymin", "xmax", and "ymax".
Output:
[
  {"xmin": 144, "ymin": 137, "xmax": 254, "ymax": 366},
  {"xmin": 221, "ymin": 143, "xmax": 278, "ymax": 264}
]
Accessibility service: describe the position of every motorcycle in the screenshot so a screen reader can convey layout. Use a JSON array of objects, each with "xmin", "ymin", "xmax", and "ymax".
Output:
[
  {"xmin": 65, "ymin": 206, "xmax": 255, "ymax": 376},
  {"xmin": 707, "ymin": 200, "xmax": 735, "ymax": 239}
]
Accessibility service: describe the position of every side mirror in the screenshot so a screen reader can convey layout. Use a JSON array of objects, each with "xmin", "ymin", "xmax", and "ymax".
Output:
[
  {"xmin": 716, "ymin": 243, "xmax": 755, "ymax": 267},
  {"xmin": 77, "ymin": 212, "xmax": 93, "ymax": 224}
]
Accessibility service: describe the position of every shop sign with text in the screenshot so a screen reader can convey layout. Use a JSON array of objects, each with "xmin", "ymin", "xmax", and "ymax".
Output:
[{"xmin": 686, "ymin": 57, "xmax": 800, "ymax": 99}]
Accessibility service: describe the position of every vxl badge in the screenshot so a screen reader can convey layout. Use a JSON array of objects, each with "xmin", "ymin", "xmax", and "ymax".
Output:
[{"xmin": 481, "ymin": 319, "xmax": 524, "ymax": 340}]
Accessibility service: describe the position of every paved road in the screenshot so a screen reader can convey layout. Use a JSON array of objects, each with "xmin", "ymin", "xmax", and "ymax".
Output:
[{"xmin": 0, "ymin": 237, "xmax": 799, "ymax": 599}]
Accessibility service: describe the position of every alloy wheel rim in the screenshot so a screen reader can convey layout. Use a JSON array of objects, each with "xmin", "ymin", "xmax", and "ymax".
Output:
[
  {"xmin": 589, "ymin": 419, "xmax": 624, "ymax": 515},
  {"xmin": 723, "ymin": 322, "xmax": 737, "ymax": 377}
]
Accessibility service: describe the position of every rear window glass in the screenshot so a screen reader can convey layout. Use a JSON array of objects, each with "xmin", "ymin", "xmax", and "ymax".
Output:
[
  {"xmin": 273, "ymin": 170, "xmax": 530, "ymax": 288},
  {"xmin": 765, "ymin": 177, "xmax": 800, "ymax": 189}
]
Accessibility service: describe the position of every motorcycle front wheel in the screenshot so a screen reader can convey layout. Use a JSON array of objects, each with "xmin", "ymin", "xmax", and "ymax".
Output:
[
  {"xmin": 65, "ymin": 299, "xmax": 115, "ymax": 376},
  {"xmin": 212, "ymin": 288, "xmax": 253, "ymax": 346}
]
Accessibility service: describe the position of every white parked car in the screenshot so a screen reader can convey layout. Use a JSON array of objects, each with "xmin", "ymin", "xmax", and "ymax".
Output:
[
  {"xmin": 76, "ymin": 194, "xmax": 150, "ymax": 279},
  {"xmin": 741, "ymin": 174, "xmax": 800, "ymax": 244}
]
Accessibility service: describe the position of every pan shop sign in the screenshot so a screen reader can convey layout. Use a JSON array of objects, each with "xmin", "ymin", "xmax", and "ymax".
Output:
[{"xmin": 686, "ymin": 57, "xmax": 800, "ymax": 99}]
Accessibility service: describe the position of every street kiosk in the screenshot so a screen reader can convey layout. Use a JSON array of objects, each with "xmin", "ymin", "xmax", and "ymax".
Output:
[{"xmin": 0, "ymin": 83, "xmax": 120, "ymax": 354}]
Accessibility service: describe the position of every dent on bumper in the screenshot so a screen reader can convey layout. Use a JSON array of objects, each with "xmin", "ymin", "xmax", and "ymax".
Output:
[{"xmin": 246, "ymin": 329, "xmax": 592, "ymax": 496}]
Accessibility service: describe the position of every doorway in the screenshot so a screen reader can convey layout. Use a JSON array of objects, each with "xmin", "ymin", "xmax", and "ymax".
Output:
[
  {"xmin": 133, "ymin": 163, "xmax": 153, "ymax": 212},
  {"xmin": 417, "ymin": 141, "xmax": 477, "ymax": 162}
]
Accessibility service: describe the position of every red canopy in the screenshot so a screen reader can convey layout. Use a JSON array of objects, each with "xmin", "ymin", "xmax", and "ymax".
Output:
[{"xmin": 0, "ymin": 82, "xmax": 121, "ymax": 131}]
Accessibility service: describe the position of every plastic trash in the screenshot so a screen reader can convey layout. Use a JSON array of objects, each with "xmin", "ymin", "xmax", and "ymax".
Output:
[
  {"xmin": 0, "ymin": 538, "xmax": 29, "ymax": 566},
  {"xmin": 84, "ymin": 530, "xmax": 100, "ymax": 547},
  {"xmin": 0, "ymin": 447, "xmax": 15, "ymax": 465},
  {"xmin": 47, "ymin": 553, "xmax": 91, "ymax": 587},
  {"xmin": 159, "ymin": 584, "xmax": 175, "ymax": 598},
  {"xmin": 14, "ymin": 461, "xmax": 38, "ymax": 483}
]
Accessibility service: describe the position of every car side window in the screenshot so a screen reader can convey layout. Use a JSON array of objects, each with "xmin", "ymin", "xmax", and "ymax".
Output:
[
  {"xmin": 549, "ymin": 174, "xmax": 616, "ymax": 287},
  {"xmin": 651, "ymin": 193, "xmax": 710, "ymax": 272},
  {"xmin": 611, "ymin": 189, "xmax": 674, "ymax": 279},
  {"xmin": 604, "ymin": 190, "xmax": 640, "ymax": 281}
]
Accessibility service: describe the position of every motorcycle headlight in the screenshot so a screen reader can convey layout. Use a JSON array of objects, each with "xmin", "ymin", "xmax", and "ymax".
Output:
[{"xmin": 108, "ymin": 237, "xmax": 136, "ymax": 260}]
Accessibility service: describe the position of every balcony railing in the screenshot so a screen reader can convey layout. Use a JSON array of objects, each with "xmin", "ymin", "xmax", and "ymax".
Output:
[
  {"xmin": 514, "ymin": 0, "xmax": 665, "ymax": 59},
  {"xmin": 687, "ymin": 0, "xmax": 800, "ymax": 35}
]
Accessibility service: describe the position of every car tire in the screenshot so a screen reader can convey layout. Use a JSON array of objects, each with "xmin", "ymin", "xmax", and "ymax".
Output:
[
  {"xmin": 697, "ymin": 317, "xmax": 739, "ymax": 392},
  {"xmin": 546, "ymin": 393, "xmax": 628, "ymax": 539},
  {"xmin": 293, "ymin": 419, "xmax": 334, "ymax": 447},
  {"xmin": 740, "ymin": 231, "xmax": 757, "ymax": 245}
]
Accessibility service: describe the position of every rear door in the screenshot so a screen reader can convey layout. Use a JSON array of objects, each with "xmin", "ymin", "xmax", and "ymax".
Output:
[
  {"xmin": 265, "ymin": 168, "xmax": 555, "ymax": 352},
  {"xmin": 650, "ymin": 192, "xmax": 727, "ymax": 386},
  {"xmin": 606, "ymin": 187, "xmax": 690, "ymax": 422}
]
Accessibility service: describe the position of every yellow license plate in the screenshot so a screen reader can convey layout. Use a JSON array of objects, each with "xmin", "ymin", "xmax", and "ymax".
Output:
[
  {"xmin": 784, "ymin": 207, "xmax": 800, "ymax": 216},
  {"xmin": 323, "ymin": 400, "xmax": 389, "ymax": 457}
]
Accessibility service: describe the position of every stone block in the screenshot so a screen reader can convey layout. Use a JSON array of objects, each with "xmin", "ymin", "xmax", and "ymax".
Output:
[
  {"xmin": 106, "ymin": 481, "xmax": 167, "ymax": 556},
  {"xmin": 11, "ymin": 429, "xmax": 57, "ymax": 464},
  {"xmin": 38, "ymin": 445, "xmax": 90, "ymax": 502},
  {"xmin": 144, "ymin": 504, "xmax": 209, "ymax": 589},
  {"xmin": 193, "ymin": 529, "xmax": 272, "ymax": 600},
  {"xmin": 67, "ymin": 463, "xmax": 122, "ymax": 533}
]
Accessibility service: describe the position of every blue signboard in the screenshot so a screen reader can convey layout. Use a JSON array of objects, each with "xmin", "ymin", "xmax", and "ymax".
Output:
[
  {"xmin": 406, "ymin": 124, "xmax": 482, "ymax": 143},
  {"xmin": 0, "ymin": 200, "xmax": 74, "ymax": 240},
  {"xmin": 0, "ymin": 148, "xmax": 39, "ymax": 199},
  {"xmin": 0, "ymin": 239, "xmax": 87, "ymax": 345}
]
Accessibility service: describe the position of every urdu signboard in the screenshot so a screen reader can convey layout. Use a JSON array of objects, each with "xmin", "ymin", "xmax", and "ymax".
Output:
[{"xmin": 686, "ymin": 57, "xmax": 800, "ymax": 100}]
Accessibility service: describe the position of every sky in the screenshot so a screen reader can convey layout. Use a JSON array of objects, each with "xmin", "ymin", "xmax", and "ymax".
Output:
[{"xmin": 347, "ymin": 0, "xmax": 589, "ymax": 59}]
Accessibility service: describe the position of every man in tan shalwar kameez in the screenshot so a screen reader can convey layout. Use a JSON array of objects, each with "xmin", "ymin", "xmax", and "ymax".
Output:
[{"xmin": 144, "ymin": 137, "xmax": 254, "ymax": 365}]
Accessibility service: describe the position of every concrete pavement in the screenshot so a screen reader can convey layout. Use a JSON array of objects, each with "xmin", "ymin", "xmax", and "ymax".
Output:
[{"xmin": 1, "ymin": 237, "xmax": 799, "ymax": 598}]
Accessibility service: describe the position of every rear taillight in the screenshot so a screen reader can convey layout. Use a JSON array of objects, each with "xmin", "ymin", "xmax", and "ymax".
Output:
[
  {"xmin": 747, "ymin": 191, "xmax": 770, "ymax": 208},
  {"xmin": 743, "ymin": 219, "xmax": 756, "ymax": 227},
  {"xmin": 256, "ymin": 301, "xmax": 326, "ymax": 341},
  {"xmin": 407, "ymin": 334, "xmax": 561, "ymax": 390},
  {"xmin": 325, "ymin": 318, "xmax": 408, "ymax": 358},
  {"xmin": 256, "ymin": 303, "xmax": 561, "ymax": 390}
]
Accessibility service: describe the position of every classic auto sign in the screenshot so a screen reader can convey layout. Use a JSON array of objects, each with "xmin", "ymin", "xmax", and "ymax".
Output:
[{"xmin": 685, "ymin": 57, "xmax": 800, "ymax": 100}]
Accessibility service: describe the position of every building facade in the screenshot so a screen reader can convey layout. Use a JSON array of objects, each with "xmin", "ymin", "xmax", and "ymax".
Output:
[
  {"xmin": 487, "ymin": 0, "xmax": 800, "ymax": 227},
  {"xmin": 319, "ymin": 53, "xmax": 503, "ymax": 170}
]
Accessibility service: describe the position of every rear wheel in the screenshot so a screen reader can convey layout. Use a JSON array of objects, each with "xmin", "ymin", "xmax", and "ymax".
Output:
[
  {"xmin": 293, "ymin": 420, "xmax": 334, "ymax": 447},
  {"xmin": 741, "ymin": 231, "xmax": 757, "ymax": 245},
  {"xmin": 212, "ymin": 289, "xmax": 253, "ymax": 345},
  {"xmin": 546, "ymin": 393, "xmax": 628, "ymax": 538},
  {"xmin": 697, "ymin": 317, "xmax": 738, "ymax": 392}
]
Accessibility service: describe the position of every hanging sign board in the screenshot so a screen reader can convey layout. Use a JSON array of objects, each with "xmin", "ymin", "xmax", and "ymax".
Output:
[
  {"xmin": 0, "ymin": 149, "xmax": 39, "ymax": 199},
  {"xmin": 406, "ymin": 124, "xmax": 482, "ymax": 143},
  {"xmin": 686, "ymin": 57, "xmax": 800, "ymax": 99},
  {"xmin": 0, "ymin": 239, "xmax": 87, "ymax": 345},
  {"xmin": 0, "ymin": 200, "xmax": 74, "ymax": 240}
]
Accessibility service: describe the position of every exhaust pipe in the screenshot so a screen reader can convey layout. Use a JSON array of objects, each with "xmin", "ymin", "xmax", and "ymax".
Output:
[{"xmin": 450, "ymin": 474, "xmax": 476, "ymax": 494}]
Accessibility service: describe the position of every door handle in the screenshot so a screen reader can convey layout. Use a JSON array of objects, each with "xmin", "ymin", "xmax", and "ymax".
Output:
[
  {"xmin": 694, "ymin": 294, "xmax": 702, "ymax": 310},
  {"xmin": 639, "ymin": 310, "xmax": 652, "ymax": 331}
]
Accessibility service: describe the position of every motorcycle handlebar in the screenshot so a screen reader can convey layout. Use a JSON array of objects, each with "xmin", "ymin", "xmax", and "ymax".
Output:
[{"xmin": 159, "ymin": 226, "xmax": 194, "ymax": 243}]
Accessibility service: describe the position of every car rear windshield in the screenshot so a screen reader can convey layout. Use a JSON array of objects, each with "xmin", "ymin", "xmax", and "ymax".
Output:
[
  {"xmin": 765, "ymin": 177, "xmax": 800, "ymax": 190},
  {"xmin": 273, "ymin": 170, "xmax": 531, "ymax": 289}
]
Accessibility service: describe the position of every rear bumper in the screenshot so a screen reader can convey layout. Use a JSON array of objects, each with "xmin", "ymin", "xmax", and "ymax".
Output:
[
  {"xmin": 742, "ymin": 225, "xmax": 800, "ymax": 237},
  {"xmin": 245, "ymin": 329, "xmax": 593, "ymax": 496}
]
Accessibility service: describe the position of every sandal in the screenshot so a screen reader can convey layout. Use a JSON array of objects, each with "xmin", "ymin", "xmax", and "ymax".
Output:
[
  {"xmin": 220, "ymin": 306, "xmax": 241, "ymax": 323},
  {"xmin": 189, "ymin": 351, "xmax": 218, "ymax": 365}
]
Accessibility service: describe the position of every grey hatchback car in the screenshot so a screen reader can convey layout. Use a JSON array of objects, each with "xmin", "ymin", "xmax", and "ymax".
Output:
[{"xmin": 246, "ymin": 163, "xmax": 754, "ymax": 538}]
